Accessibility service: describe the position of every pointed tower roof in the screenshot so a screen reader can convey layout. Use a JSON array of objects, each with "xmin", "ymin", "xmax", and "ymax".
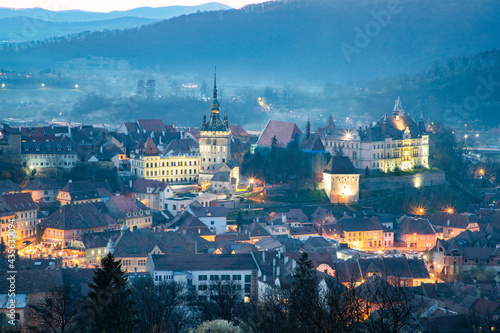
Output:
[
  {"xmin": 144, "ymin": 137, "xmax": 159, "ymax": 156},
  {"xmin": 200, "ymin": 66, "xmax": 229, "ymax": 132},
  {"xmin": 306, "ymin": 115, "xmax": 311, "ymax": 138},
  {"xmin": 326, "ymin": 114, "xmax": 335, "ymax": 129},
  {"xmin": 393, "ymin": 96, "xmax": 403, "ymax": 115},
  {"xmin": 211, "ymin": 66, "xmax": 220, "ymax": 112}
]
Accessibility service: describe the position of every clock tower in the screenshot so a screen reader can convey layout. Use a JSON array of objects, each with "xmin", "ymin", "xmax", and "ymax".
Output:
[{"xmin": 199, "ymin": 67, "xmax": 231, "ymax": 185}]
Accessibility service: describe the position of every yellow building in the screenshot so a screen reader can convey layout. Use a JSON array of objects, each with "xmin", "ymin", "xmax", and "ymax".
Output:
[
  {"xmin": 131, "ymin": 137, "xmax": 200, "ymax": 184},
  {"xmin": 397, "ymin": 216, "xmax": 437, "ymax": 252},
  {"xmin": 341, "ymin": 216, "xmax": 385, "ymax": 251}
]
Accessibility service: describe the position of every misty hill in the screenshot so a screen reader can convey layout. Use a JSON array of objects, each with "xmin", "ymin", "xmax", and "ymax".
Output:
[
  {"xmin": 0, "ymin": 16, "xmax": 156, "ymax": 43},
  {"xmin": 1, "ymin": 0, "xmax": 500, "ymax": 83},
  {"xmin": 0, "ymin": 3, "xmax": 231, "ymax": 22}
]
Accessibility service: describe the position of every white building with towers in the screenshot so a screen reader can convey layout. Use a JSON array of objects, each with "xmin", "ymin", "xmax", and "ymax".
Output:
[{"xmin": 316, "ymin": 97, "xmax": 429, "ymax": 173}]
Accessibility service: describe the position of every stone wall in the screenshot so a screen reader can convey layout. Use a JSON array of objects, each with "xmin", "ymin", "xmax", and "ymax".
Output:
[{"xmin": 360, "ymin": 171, "xmax": 446, "ymax": 192}]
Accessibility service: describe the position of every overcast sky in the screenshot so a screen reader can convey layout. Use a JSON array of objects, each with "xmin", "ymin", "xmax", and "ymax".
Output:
[{"xmin": 0, "ymin": 0, "xmax": 268, "ymax": 12}]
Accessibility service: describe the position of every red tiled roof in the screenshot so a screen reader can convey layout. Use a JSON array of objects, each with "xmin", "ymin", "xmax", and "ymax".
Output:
[
  {"xmin": 137, "ymin": 119, "xmax": 166, "ymax": 133},
  {"xmin": 230, "ymin": 125, "xmax": 249, "ymax": 137},
  {"xmin": 257, "ymin": 120, "xmax": 302, "ymax": 148},
  {"xmin": 0, "ymin": 193, "xmax": 38, "ymax": 212},
  {"xmin": 144, "ymin": 137, "xmax": 159, "ymax": 156},
  {"xmin": 108, "ymin": 195, "xmax": 142, "ymax": 215}
]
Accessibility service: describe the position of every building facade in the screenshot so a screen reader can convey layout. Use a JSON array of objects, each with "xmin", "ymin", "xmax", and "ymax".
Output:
[
  {"xmin": 130, "ymin": 137, "xmax": 200, "ymax": 184},
  {"xmin": 199, "ymin": 69, "xmax": 231, "ymax": 185},
  {"xmin": 318, "ymin": 97, "xmax": 429, "ymax": 173}
]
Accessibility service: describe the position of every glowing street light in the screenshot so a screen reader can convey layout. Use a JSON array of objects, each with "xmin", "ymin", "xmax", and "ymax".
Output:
[
  {"xmin": 75, "ymin": 84, "xmax": 79, "ymax": 88},
  {"xmin": 446, "ymin": 208, "xmax": 454, "ymax": 214},
  {"xmin": 41, "ymin": 83, "xmax": 45, "ymax": 87},
  {"xmin": 249, "ymin": 178, "xmax": 254, "ymax": 184},
  {"xmin": 479, "ymin": 169, "xmax": 485, "ymax": 176},
  {"xmin": 1, "ymin": 83, "xmax": 5, "ymax": 88}
]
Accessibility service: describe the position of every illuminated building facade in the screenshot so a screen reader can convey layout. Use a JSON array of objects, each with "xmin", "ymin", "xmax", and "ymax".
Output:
[
  {"xmin": 130, "ymin": 137, "xmax": 200, "ymax": 184},
  {"xmin": 323, "ymin": 156, "xmax": 360, "ymax": 204},
  {"xmin": 318, "ymin": 97, "xmax": 429, "ymax": 173},
  {"xmin": 199, "ymin": 68, "xmax": 232, "ymax": 185}
]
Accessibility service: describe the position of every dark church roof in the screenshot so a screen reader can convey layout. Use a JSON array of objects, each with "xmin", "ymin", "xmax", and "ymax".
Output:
[
  {"xmin": 200, "ymin": 68, "xmax": 229, "ymax": 132},
  {"xmin": 323, "ymin": 156, "xmax": 357, "ymax": 175}
]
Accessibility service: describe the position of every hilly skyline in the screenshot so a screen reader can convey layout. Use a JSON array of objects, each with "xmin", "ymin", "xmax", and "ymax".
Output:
[
  {"xmin": 0, "ymin": 0, "xmax": 499, "ymax": 84},
  {"xmin": 0, "ymin": 3, "xmax": 231, "ymax": 43}
]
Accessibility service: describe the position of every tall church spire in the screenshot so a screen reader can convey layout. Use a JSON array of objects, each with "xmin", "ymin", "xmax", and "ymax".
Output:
[
  {"xmin": 211, "ymin": 66, "xmax": 220, "ymax": 112},
  {"xmin": 306, "ymin": 115, "xmax": 311, "ymax": 138}
]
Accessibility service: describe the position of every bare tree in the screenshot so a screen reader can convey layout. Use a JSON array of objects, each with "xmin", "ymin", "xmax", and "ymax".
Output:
[
  {"xmin": 357, "ymin": 276, "xmax": 425, "ymax": 333},
  {"xmin": 29, "ymin": 287, "xmax": 79, "ymax": 333},
  {"xmin": 196, "ymin": 279, "xmax": 243, "ymax": 322},
  {"xmin": 132, "ymin": 277, "xmax": 189, "ymax": 333}
]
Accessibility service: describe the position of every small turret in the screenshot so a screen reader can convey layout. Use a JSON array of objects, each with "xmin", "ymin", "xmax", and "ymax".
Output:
[{"xmin": 107, "ymin": 238, "xmax": 115, "ymax": 255}]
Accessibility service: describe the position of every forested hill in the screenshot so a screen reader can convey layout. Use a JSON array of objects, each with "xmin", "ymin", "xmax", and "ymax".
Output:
[{"xmin": 1, "ymin": 0, "xmax": 500, "ymax": 83}]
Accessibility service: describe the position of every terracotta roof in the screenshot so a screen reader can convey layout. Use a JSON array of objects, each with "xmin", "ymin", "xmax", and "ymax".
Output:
[
  {"xmin": 229, "ymin": 125, "xmax": 249, "ymax": 137},
  {"xmin": 0, "ymin": 193, "xmax": 38, "ymax": 212},
  {"xmin": 132, "ymin": 178, "xmax": 169, "ymax": 193},
  {"xmin": 144, "ymin": 137, "xmax": 159, "ymax": 156},
  {"xmin": 471, "ymin": 298, "xmax": 500, "ymax": 315},
  {"xmin": 137, "ymin": 119, "xmax": 166, "ymax": 133},
  {"xmin": 257, "ymin": 120, "xmax": 302, "ymax": 148},
  {"xmin": 106, "ymin": 195, "xmax": 145, "ymax": 218}
]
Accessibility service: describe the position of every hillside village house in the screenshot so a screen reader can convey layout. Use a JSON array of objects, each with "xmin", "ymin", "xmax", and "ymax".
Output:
[
  {"xmin": 56, "ymin": 180, "xmax": 110, "ymax": 205},
  {"xmin": 340, "ymin": 216, "xmax": 385, "ymax": 251},
  {"xmin": 22, "ymin": 140, "xmax": 78, "ymax": 170},
  {"xmin": 40, "ymin": 203, "xmax": 116, "ymax": 248},
  {"xmin": 22, "ymin": 177, "xmax": 61, "ymax": 204},
  {"xmin": 0, "ymin": 193, "xmax": 38, "ymax": 244},
  {"xmin": 130, "ymin": 178, "xmax": 173, "ymax": 210},
  {"xmin": 397, "ymin": 216, "xmax": 437, "ymax": 251},
  {"xmin": 187, "ymin": 202, "xmax": 227, "ymax": 234},
  {"xmin": 429, "ymin": 212, "xmax": 480, "ymax": 240},
  {"xmin": 146, "ymin": 253, "xmax": 259, "ymax": 302},
  {"xmin": 105, "ymin": 195, "xmax": 152, "ymax": 230},
  {"xmin": 106, "ymin": 229, "xmax": 195, "ymax": 273}
]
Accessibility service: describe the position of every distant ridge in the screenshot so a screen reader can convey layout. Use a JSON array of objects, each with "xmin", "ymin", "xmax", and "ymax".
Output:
[
  {"xmin": 0, "ymin": 3, "xmax": 231, "ymax": 22},
  {"xmin": 0, "ymin": 0, "xmax": 499, "ymax": 83}
]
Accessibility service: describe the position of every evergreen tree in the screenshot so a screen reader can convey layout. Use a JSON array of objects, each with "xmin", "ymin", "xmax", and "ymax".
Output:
[
  {"xmin": 288, "ymin": 253, "xmax": 321, "ymax": 332},
  {"xmin": 87, "ymin": 253, "xmax": 136, "ymax": 333}
]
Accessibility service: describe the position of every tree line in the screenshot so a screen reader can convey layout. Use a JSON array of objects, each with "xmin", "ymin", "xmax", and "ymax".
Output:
[{"xmin": 6, "ymin": 252, "xmax": 496, "ymax": 332}]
